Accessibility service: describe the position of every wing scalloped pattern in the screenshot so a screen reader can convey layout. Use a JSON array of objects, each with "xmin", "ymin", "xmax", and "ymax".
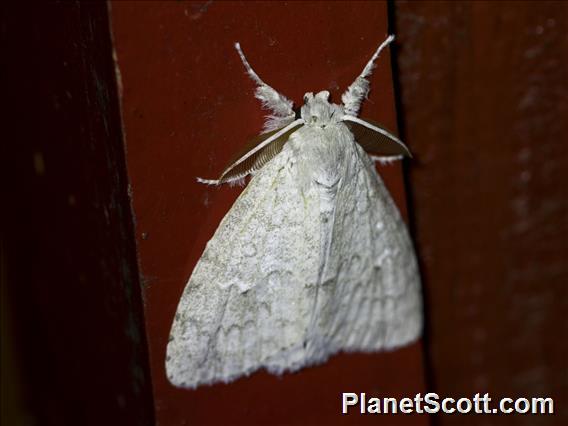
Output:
[{"xmin": 167, "ymin": 124, "xmax": 422, "ymax": 388}]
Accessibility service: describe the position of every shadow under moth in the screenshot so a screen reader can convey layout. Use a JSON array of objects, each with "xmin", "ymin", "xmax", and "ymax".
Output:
[{"xmin": 166, "ymin": 35, "xmax": 422, "ymax": 389}]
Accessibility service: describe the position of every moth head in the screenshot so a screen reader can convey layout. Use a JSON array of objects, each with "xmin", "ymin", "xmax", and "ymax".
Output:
[{"xmin": 300, "ymin": 91, "xmax": 344, "ymax": 128}]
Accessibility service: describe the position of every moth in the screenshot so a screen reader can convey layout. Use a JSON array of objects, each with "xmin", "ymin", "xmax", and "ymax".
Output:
[{"xmin": 166, "ymin": 35, "xmax": 422, "ymax": 389}]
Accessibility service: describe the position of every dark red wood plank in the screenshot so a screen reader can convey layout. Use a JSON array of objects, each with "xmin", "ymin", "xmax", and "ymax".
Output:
[
  {"xmin": 111, "ymin": 1, "xmax": 427, "ymax": 424},
  {"xmin": 394, "ymin": 1, "xmax": 567, "ymax": 425},
  {"xmin": 4, "ymin": 2, "xmax": 154, "ymax": 425}
]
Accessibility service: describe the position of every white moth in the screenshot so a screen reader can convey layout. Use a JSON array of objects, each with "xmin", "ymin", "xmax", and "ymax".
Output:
[{"xmin": 166, "ymin": 35, "xmax": 422, "ymax": 389}]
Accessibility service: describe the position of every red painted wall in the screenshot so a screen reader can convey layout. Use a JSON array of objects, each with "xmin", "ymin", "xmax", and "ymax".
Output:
[
  {"xmin": 110, "ymin": 2, "xmax": 427, "ymax": 424},
  {"xmin": 394, "ymin": 2, "xmax": 568, "ymax": 425}
]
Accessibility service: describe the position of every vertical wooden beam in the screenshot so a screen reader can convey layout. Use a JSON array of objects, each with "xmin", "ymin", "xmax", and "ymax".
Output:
[
  {"xmin": 4, "ymin": 3, "xmax": 154, "ymax": 424},
  {"xmin": 393, "ymin": 1, "xmax": 567, "ymax": 424},
  {"xmin": 110, "ymin": 1, "xmax": 428, "ymax": 424}
]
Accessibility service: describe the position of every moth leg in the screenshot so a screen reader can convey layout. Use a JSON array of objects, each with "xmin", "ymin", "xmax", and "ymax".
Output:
[
  {"xmin": 341, "ymin": 35, "xmax": 395, "ymax": 117},
  {"xmin": 369, "ymin": 155, "xmax": 404, "ymax": 165},
  {"xmin": 234, "ymin": 42, "xmax": 296, "ymax": 132}
]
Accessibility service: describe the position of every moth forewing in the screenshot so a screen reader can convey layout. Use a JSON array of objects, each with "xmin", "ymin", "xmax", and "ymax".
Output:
[{"xmin": 169, "ymin": 35, "xmax": 423, "ymax": 389}]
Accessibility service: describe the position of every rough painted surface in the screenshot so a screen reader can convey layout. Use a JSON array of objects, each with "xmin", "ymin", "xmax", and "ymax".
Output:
[
  {"xmin": 393, "ymin": 1, "xmax": 567, "ymax": 425},
  {"xmin": 4, "ymin": 3, "xmax": 154, "ymax": 425},
  {"xmin": 110, "ymin": 1, "xmax": 428, "ymax": 424}
]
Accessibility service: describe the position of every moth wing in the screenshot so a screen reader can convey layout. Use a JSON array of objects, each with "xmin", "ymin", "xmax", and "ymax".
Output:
[
  {"xmin": 344, "ymin": 116, "xmax": 411, "ymax": 158},
  {"xmin": 166, "ymin": 145, "xmax": 321, "ymax": 388},
  {"xmin": 211, "ymin": 120, "xmax": 304, "ymax": 185},
  {"xmin": 314, "ymin": 142, "xmax": 422, "ymax": 352}
]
